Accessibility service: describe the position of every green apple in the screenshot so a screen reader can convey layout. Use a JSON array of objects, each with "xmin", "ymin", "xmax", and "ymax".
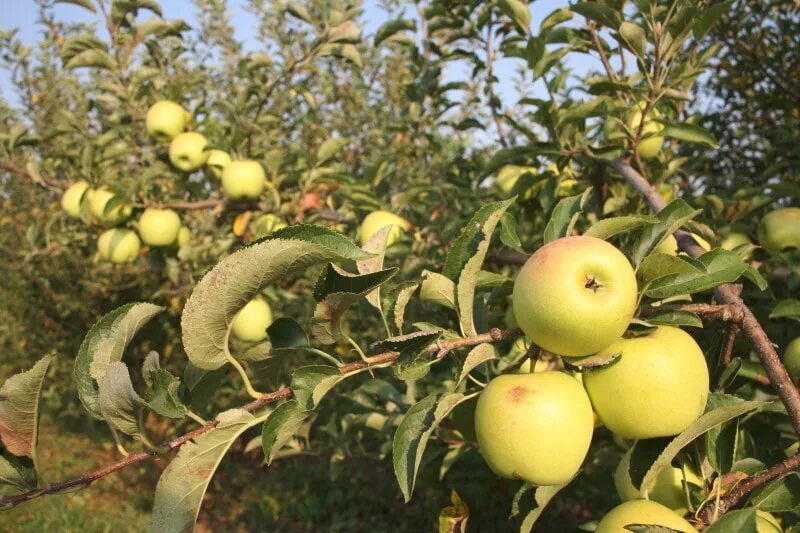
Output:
[
  {"xmin": 628, "ymin": 102, "xmax": 665, "ymax": 160},
  {"xmin": 757, "ymin": 207, "xmax": 800, "ymax": 254},
  {"xmin": 169, "ymin": 132, "xmax": 209, "ymax": 172},
  {"xmin": 176, "ymin": 226, "xmax": 191, "ymax": 248},
  {"xmin": 512, "ymin": 235, "xmax": 638, "ymax": 356},
  {"xmin": 138, "ymin": 208, "xmax": 181, "ymax": 247},
  {"xmin": 61, "ymin": 180, "xmax": 89, "ymax": 218},
  {"xmin": 655, "ymin": 233, "xmax": 711, "ymax": 255},
  {"xmin": 206, "ymin": 149, "xmax": 232, "ymax": 179},
  {"xmin": 145, "ymin": 100, "xmax": 189, "ymax": 141},
  {"xmin": 475, "ymin": 371, "xmax": 594, "ymax": 486},
  {"xmin": 88, "ymin": 187, "xmax": 132, "ymax": 225},
  {"xmin": 757, "ymin": 511, "xmax": 782, "ymax": 533},
  {"xmin": 231, "ymin": 295, "xmax": 273, "ymax": 342},
  {"xmin": 583, "ymin": 326, "xmax": 709, "ymax": 439},
  {"xmin": 251, "ymin": 213, "xmax": 287, "ymax": 239},
  {"xmin": 782, "ymin": 337, "xmax": 800, "ymax": 381},
  {"xmin": 595, "ymin": 500, "xmax": 697, "ymax": 533},
  {"xmin": 221, "ymin": 160, "xmax": 266, "ymax": 199},
  {"xmin": 721, "ymin": 231, "xmax": 753, "ymax": 260},
  {"xmin": 97, "ymin": 228, "xmax": 140, "ymax": 263},
  {"xmin": 615, "ymin": 448, "xmax": 703, "ymax": 514},
  {"xmin": 359, "ymin": 211, "xmax": 410, "ymax": 246}
]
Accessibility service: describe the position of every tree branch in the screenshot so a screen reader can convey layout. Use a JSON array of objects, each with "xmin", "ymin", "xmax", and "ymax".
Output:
[{"xmin": 640, "ymin": 303, "xmax": 745, "ymax": 323}]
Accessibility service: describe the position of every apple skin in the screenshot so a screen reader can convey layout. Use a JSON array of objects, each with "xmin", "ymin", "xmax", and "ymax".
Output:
[
  {"xmin": 61, "ymin": 180, "xmax": 89, "ymax": 218},
  {"xmin": 757, "ymin": 207, "xmax": 800, "ymax": 254},
  {"xmin": 615, "ymin": 448, "xmax": 703, "ymax": 514},
  {"xmin": 251, "ymin": 213, "xmax": 287, "ymax": 239},
  {"xmin": 138, "ymin": 208, "xmax": 182, "ymax": 247},
  {"xmin": 583, "ymin": 326, "xmax": 709, "ymax": 440},
  {"xmin": 512, "ymin": 235, "xmax": 638, "ymax": 357},
  {"xmin": 231, "ymin": 296, "xmax": 273, "ymax": 342},
  {"xmin": 782, "ymin": 337, "xmax": 800, "ymax": 381},
  {"xmin": 359, "ymin": 211, "xmax": 410, "ymax": 246},
  {"xmin": 206, "ymin": 149, "xmax": 232, "ymax": 179},
  {"xmin": 629, "ymin": 103, "xmax": 665, "ymax": 160},
  {"xmin": 221, "ymin": 160, "xmax": 266, "ymax": 200},
  {"xmin": 176, "ymin": 226, "xmax": 191, "ymax": 248},
  {"xmin": 88, "ymin": 187, "xmax": 132, "ymax": 225},
  {"xmin": 474, "ymin": 371, "xmax": 594, "ymax": 486},
  {"xmin": 595, "ymin": 500, "xmax": 697, "ymax": 533},
  {"xmin": 97, "ymin": 228, "xmax": 141, "ymax": 263},
  {"xmin": 146, "ymin": 100, "xmax": 188, "ymax": 141},
  {"xmin": 169, "ymin": 132, "xmax": 209, "ymax": 172}
]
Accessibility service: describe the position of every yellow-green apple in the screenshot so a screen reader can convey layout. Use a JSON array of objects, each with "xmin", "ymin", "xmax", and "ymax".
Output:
[
  {"xmin": 595, "ymin": 500, "xmax": 697, "ymax": 533},
  {"xmin": 757, "ymin": 511, "xmax": 782, "ymax": 533},
  {"xmin": 231, "ymin": 295, "xmax": 273, "ymax": 341},
  {"xmin": 97, "ymin": 228, "xmax": 140, "ymax": 263},
  {"xmin": 169, "ymin": 132, "xmax": 209, "ymax": 172},
  {"xmin": 206, "ymin": 149, "xmax": 232, "ymax": 179},
  {"xmin": 61, "ymin": 180, "xmax": 89, "ymax": 218},
  {"xmin": 655, "ymin": 233, "xmax": 711, "ymax": 255},
  {"xmin": 783, "ymin": 337, "xmax": 800, "ymax": 381},
  {"xmin": 474, "ymin": 371, "xmax": 594, "ymax": 485},
  {"xmin": 176, "ymin": 226, "xmax": 191, "ymax": 248},
  {"xmin": 145, "ymin": 100, "xmax": 189, "ymax": 141},
  {"xmin": 251, "ymin": 213, "xmax": 287, "ymax": 239},
  {"xmin": 721, "ymin": 231, "xmax": 753, "ymax": 260},
  {"xmin": 615, "ymin": 448, "xmax": 703, "ymax": 514},
  {"xmin": 138, "ymin": 208, "xmax": 181, "ymax": 247},
  {"xmin": 512, "ymin": 235, "xmax": 638, "ymax": 356},
  {"xmin": 88, "ymin": 187, "xmax": 132, "ymax": 225},
  {"xmin": 583, "ymin": 326, "xmax": 709, "ymax": 439},
  {"xmin": 359, "ymin": 211, "xmax": 410, "ymax": 246},
  {"xmin": 221, "ymin": 160, "xmax": 266, "ymax": 199},
  {"xmin": 629, "ymin": 102, "xmax": 665, "ymax": 160},
  {"xmin": 757, "ymin": 207, "xmax": 800, "ymax": 254}
]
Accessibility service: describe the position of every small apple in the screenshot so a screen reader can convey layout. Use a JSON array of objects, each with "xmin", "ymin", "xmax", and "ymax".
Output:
[
  {"xmin": 206, "ymin": 149, "xmax": 232, "ymax": 179},
  {"xmin": 595, "ymin": 500, "xmax": 697, "ymax": 533},
  {"xmin": 251, "ymin": 213, "xmax": 287, "ymax": 239},
  {"xmin": 720, "ymin": 231, "xmax": 753, "ymax": 260},
  {"xmin": 628, "ymin": 102, "xmax": 665, "ymax": 160},
  {"xmin": 757, "ymin": 511, "xmax": 782, "ymax": 533},
  {"xmin": 145, "ymin": 100, "xmax": 189, "ymax": 141},
  {"xmin": 654, "ymin": 233, "xmax": 711, "ymax": 255},
  {"xmin": 512, "ymin": 235, "xmax": 638, "ymax": 356},
  {"xmin": 783, "ymin": 337, "xmax": 800, "ymax": 381},
  {"xmin": 359, "ymin": 211, "xmax": 410, "ymax": 246},
  {"xmin": 97, "ymin": 228, "xmax": 141, "ymax": 263},
  {"xmin": 169, "ymin": 132, "xmax": 209, "ymax": 172},
  {"xmin": 221, "ymin": 160, "xmax": 266, "ymax": 200},
  {"xmin": 583, "ymin": 326, "xmax": 709, "ymax": 439},
  {"xmin": 88, "ymin": 187, "xmax": 132, "ymax": 225},
  {"xmin": 475, "ymin": 371, "xmax": 594, "ymax": 486},
  {"xmin": 176, "ymin": 226, "xmax": 191, "ymax": 248},
  {"xmin": 757, "ymin": 207, "xmax": 800, "ymax": 254},
  {"xmin": 61, "ymin": 180, "xmax": 89, "ymax": 218},
  {"xmin": 615, "ymin": 448, "xmax": 703, "ymax": 514},
  {"xmin": 138, "ymin": 208, "xmax": 182, "ymax": 247},
  {"xmin": 231, "ymin": 295, "xmax": 273, "ymax": 342}
]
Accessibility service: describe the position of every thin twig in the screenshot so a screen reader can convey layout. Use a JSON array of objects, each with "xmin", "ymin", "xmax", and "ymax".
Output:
[
  {"xmin": 640, "ymin": 303, "xmax": 745, "ymax": 323},
  {"xmin": 722, "ymin": 324, "xmax": 741, "ymax": 367}
]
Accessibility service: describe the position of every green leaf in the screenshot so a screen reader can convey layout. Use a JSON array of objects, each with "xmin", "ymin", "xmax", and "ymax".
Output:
[
  {"xmin": 54, "ymin": 0, "xmax": 97, "ymax": 13},
  {"xmin": 98, "ymin": 362, "xmax": 143, "ymax": 437},
  {"xmin": 584, "ymin": 215, "xmax": 658, "ymax": 240},
  {"xmin": 65, "ymin": 49, "xmax": 117, "ymax": 70},
  {"xmin": 389, "ymin": 282, "xmax": 419, "ymax": 334},
  {"xmin": 145, "ymin": 369, "xmax": 188, "ymax": 419},
  {"xmin": 181, "ymin": 225, "xmax": 367, "ymax": 370},
  {"xmin": 261, "ymin": 400, "xmax": 309, "ymax": 465},
  {"xmin": 633, "ymin": 199, "xmax": 701, "ymax": 264},
  {"xmin": 291, "ymin": 365, "xmax": 344, "ymax": 411},
  {"xmin": 644, "ymin": 311, "xmax": 703, "ymax": 328},
  {"xmin": 770, "ymin": 299, "xmax": 800, "ymax": 322},
  {"xmin": 267, "ymin": 318, "xmax": 309, "ymax": 351},
  {"xmin": 543, "ymin": 188, "xmax": 592, "ymax": 243},
  {"xmin": 645, "ymin": 250, "xmax": 748, "ymax": 299},
  {"xmin": 357, "ymin": 225, "xmax": 391, "ymax": 310},
  {"xmin": 151, "ymin": 409, "xmax": 261, "ymax": 532},
  {"xmin": 393, "ymin": 393, "xmax": 465, "ymax": 502},
  {"xmin": 74, "ymin": 303, "xmax": 163, "ymax": 419},
  {"xmin": 316, "ymin": 137, "xmax": 348, "ymax": 166},
  {"xmin": 638, "ymin": 253, "xmax": 702, "ymax": 287},
  {"xmin": 458, "ymin": 344, "xmax": 496, "ymax": 384},
  {"xmin": 497, "ymin": 0, "xmax": 531, "ymax": 34},
  {"xmin": 443, "ymin": 199, "xmax": 514, "ymax": 281},
  {"xmin": 438, "ymin": 490, "xmax": 469, "ymax": 533},
  {"xmin": 420, "ymin": 270, "xmax": 455, "ymax": 309},
  {"xmin": 624, "ymin": 526, "xmax": 685, "ymax": 533},
  {"xmin": 499, "ymin": 212, "xmax": 526, "ymax": 254},
  {"xmin": 374, "ymin": 330, "xmax": 442, "ymax": 366},
  {"xmin": 374, "ymin": 18, "xmax": 416, "ymax": 46},
  {"xmin": 142, "ymin": 351, "xmax": 160, "ymax": 388},
  {"xmin": 0, "ymin": 355, "xmax": 52, "ymax": 460},
  {"xmin": 748, "ymin": 473, "xmax": 800, "ymax": 512},
  {"xmin": 618, "ymin": 21, "xmax": 647, "ymax": 57},
  {"xmin": 704, "ymin": 394, "xmax": 744, "ymax": 474},
  {"xmin": 570, "ymin": 2, "xmax": 620, "ymax": 28},
  {"xmin": 705, "ymin": 508, "xmax": 756, "ymax": 533},
  {"xmin": 693, "ymin": 0, "xmax": 733, "ymax": 40},
  {"xmin": 539, "ymin": 7, "xmax": 573, "ymax": 33},
  {"xmin": 511, "ymin": 482, "xmax": 567, "ymax": 532},
  {"xmin": 659, "ymin": 122, "xmax": 719, "ymax": 148},
  {"xmin": 285, "ymin": 3, "xmax": 313, "ymax": 24},
  {"xmin": 328, "ymin": 21, "xmax": 362, "ymax": 43}
]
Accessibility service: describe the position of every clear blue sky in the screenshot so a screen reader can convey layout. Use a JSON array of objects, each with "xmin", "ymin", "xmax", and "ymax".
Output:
[{"xmin": 0, "ymin": 0, "xmax": 592, "ymax": 108}]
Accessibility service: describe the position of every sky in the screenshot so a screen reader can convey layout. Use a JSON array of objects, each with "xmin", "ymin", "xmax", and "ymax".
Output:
[{"xmin": 0, "ymin": 0, "xmax": 594, "ymax": 109}]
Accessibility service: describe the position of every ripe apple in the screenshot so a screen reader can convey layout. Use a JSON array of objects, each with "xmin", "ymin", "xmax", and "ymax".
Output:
[
  {"xmin": 206, "ymin": 149, "xmax": 232, "ymax": 179},
  {"xmin": 474, "ymin": 371, "xmax": 594, "ymax": 486},
  {"xmin": 97, "ymin": 228, "xmax": 141, "ymax": 263},
  {"xmin": 512, "ymin": 235, "xmax": 638, "ymax": 356},
  {"xmin": 61, "ymin": 180, "xmax": 89, "ymax": 218},
  {"xmin": 359, "ymin": 211, "xmax": 410, "ymax": 246},
  {"xmin": 88, "ymin": 187, "xmax": 132, "ymax": 225},
  {"xmin": 251, "ymin": 213, "xmax": 287, "ymax": 239},
  {"xmin": 595, "ymin": 500, "xmax": 697, "ymax": 533},
  {"xmin": 615, "ymin": 448, "xmax": 703, "ymax": 514},
  {"xmin": 583, "ymin": 326, "xmax": 709, "ymax": 439},
  {"xmin": 757, "ymin": 511, "xmax": 782, "ymax": 533},
  {"xmin": 176, "ymin": 226, "xmax": 191, "ymax": 248},
  {"xmin": 145, "ymin": 100, "xmax": 189, "ymax": 141},
  {"xmin": 169, "ymin": 132, "xmax": 209, "ymax": 172},
  {"xmin": 138, "ymin": 208, "xmax": 182, "ymax": 247},
  {"xmin": 655, "ymin": 233, "xmax": 711, "ymax": 255},
  {"xmin": 231, "ymin": 295, "xmax": 273, "ymax": 342},
  {"xmin": 782, "ymin": 337, "xmax": 800, "ymax": 381},
  {"xmin": 628, "ymin": 102, "xmax": 665, "ymax": 160},
  {"xmin": 757, "ymin": 207, "xmax": 800, "ymax": 254},
  {"xmin": 221, "ymin": 160, "xmax": 266, "ymax": 200}
]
